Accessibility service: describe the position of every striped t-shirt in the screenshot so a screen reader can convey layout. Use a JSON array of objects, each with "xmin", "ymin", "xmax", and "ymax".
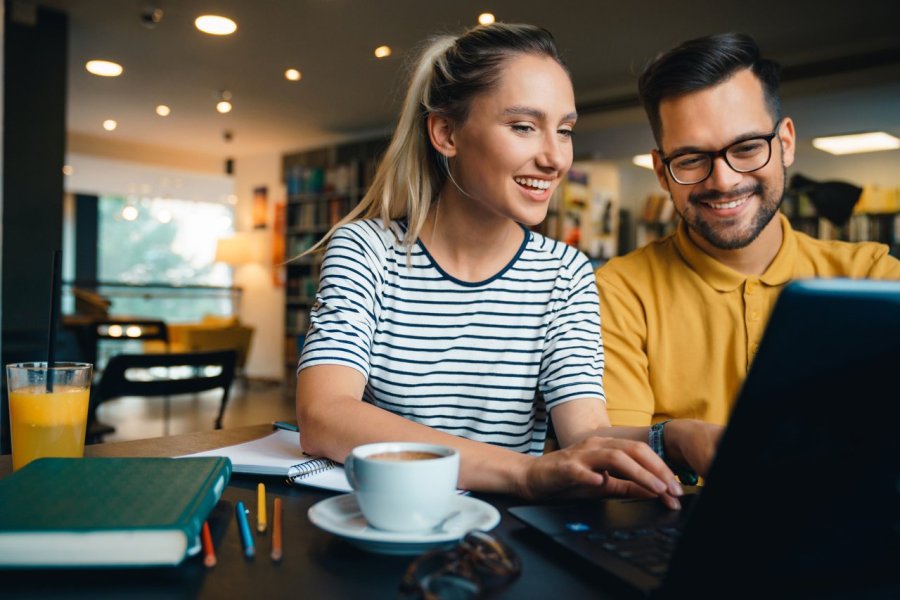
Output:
[{"xmin": 298, "ymin": 219, "xmax": 605, "ymax": 455}]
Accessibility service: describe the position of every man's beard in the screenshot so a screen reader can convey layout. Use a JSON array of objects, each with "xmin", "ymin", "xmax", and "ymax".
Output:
[{"xmin": 674, "ymin": 169, "xmax": 785, "ymax": 250}]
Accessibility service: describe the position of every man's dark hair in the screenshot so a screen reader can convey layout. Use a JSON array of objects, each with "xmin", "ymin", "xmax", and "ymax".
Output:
[{"xmin": 637, "ymin": 33, "xmax": 782, "ymax": 147}]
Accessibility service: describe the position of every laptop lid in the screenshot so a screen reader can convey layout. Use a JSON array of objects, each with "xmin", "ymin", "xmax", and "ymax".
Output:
[
  {"xmin": 660, "ymin": 278, "xmax": 900, "ymax": 598},
  {"xmin": 511, "ymin": 279, "xmax": 900, "ymax": 598}
]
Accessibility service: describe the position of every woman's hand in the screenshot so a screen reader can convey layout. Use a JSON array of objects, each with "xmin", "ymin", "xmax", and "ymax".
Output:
[
  {"xmin": 517, "ymin": 437, "xmax": 684, "ymax": 509},
  {"xmin": 663, "ymin": 419, "xmax": 723, "ymax": 478}
]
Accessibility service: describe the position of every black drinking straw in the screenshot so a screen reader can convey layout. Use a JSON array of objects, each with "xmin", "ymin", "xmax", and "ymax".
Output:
[{"xmin": 46, "ymin": 250, "xmax": 62, "ymax": 392}]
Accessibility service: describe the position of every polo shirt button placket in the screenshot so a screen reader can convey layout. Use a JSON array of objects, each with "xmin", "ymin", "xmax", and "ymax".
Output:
[{"xmin": 744, "ymin": 279, "xmax": 763, "ymax": 367}]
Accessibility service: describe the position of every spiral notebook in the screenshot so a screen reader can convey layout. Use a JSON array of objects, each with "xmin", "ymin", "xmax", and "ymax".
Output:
[{"xmin": 180, "ymin": 429, "xmax": 350, "ymax": 493}]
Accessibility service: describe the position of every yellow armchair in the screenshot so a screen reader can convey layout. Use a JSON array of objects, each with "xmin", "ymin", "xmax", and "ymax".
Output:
[{"xmin": 163, "ymin": 316, "xmax": 254, "ymax": 372}]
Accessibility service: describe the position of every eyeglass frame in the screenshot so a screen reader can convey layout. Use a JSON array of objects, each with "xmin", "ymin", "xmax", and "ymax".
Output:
[
  {"xmin": 658, "ymin": 118, "xmax": 784, "ymax": 185},
  {"xmin": 399, "ymin": 530, "xmax": 522, "ymax": 599}
]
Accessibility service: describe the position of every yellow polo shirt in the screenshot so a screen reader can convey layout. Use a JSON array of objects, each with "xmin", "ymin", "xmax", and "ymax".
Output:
[{"xmin": 596, "ymin": 214, "xmax": 900, "ymax": 426}]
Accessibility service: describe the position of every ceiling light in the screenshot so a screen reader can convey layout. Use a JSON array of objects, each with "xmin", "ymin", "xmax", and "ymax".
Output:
[
  {"xmin": 478, "ymin": 13, "xmax": 496, "ymax": 25},
  {"xmin": 215, "ymin": 90, "xmax": 233, "ymax": 114},
  {"xmin": 285, "ymin": 68, "xmax": 302, "ymax": 82},
  {"xmin": 121, "ymin": 205, "xmax": 139, "ymax": 221},
  {"xmin": 85, "ymin": 60, "xmax": 123, "ymax": 77},
  {"xmin": 632, "ymin": 154, "xmax": 655, "ymax": 169},
  {"xmin": 62, "ymin": 165, "xmax": 75, "ymax": 176},
  {"xmin": 156, "ymin": 209, "xmax": 173, "ymax": 224},
  {"xmin": 103, "ymin": 119, "xmax": 118, "ymax": 131},
  {"xmin": 811, "ymin": 131, "xmax": 900, "ymax": 155},
  {"xmin": 374, "ymin": 45, "xmax": 392, "ymax": 59},
  {"xmin": 195, "ymin": 15, "xmax": 237, "ymax": 35},
  {"xmin": 156, "ymin": 104, "xmax": 171, "ymax": 117}
]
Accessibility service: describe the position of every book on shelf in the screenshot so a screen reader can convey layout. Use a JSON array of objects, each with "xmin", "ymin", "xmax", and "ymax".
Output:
[
  {"xmin": 180, "ymin": 429, "xmax": 350, "ymax": 493},
  {"xmin": 0, "ymin": 457, "xmax": 231, "ymax": 568}
]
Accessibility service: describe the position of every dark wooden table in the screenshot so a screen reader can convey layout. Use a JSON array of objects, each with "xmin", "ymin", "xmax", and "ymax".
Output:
[{"xmin": 0, "ymin": 425, "xmax": 624, "ymax": 599}]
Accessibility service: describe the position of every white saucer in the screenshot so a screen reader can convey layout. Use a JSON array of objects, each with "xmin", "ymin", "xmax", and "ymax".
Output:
[{"xmin": 308, "ymin": 493, "xmax": 501, "ymax": 555}]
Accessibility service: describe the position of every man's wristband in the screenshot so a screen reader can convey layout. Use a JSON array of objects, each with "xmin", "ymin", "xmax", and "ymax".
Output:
[{"xmin": 649, "ymin": 419, "xmax": 699, "ymax": 486}]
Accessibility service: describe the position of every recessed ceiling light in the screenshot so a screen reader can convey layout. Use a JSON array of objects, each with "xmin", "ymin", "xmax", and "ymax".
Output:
[
  {"xmin": 62, "ymin": 165, "xmax": 75, "ymax": 176},
  {"xmin": 632, "ymin": 154, "xmax": 655, "ymax": 169},
  {"xmin": 374, "ymin": 45, "xmax": 392, "ymax": 59},
  {"xmin": 216, "ymin": 101, "xmax": 233, "ymax": 114},
  {"xmin": 285, "ymin": 68, "xmax": 302, "ymax": 82},
  {"xmin": 195, "ymin": 15, "xmax": 237, "ymax": 36},
  {"xmin": 103, "ymin": 119, "xmax": 118, "ymax": 131},
  {"xmin": 85, "ymin": 60, "xmax": 123, "ymax": 77},
  {"xmin": 811, "ymin": 131, "xmax": 900, "ymax": 155},
  {"xmin": 478, "ymin": 13, "xmax": 496, "ymax": 25},
  {"xmin": 156, "ymin": 104, "xmax": 171, "ymax": 117}
]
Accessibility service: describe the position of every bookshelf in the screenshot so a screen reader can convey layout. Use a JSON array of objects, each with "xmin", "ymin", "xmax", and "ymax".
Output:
[
  {"xmin": 781, "ymin": 184, "xmax": 900, "ymax": 258},
  {"xmin": 635, "ymin": 193, "xmax": 679, "ymax": 248},
  {"xmin": 542, "ymin": 163, "xmax": 620, "ymax": 264},
  {"xmin": 281, "ymin": 137, "xmax": 389, "ymax": 373}
]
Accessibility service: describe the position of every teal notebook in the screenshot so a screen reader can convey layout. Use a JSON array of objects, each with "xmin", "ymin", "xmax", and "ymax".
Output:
[{"xmin": 0, "ymin": 457, "xmax": 231, "ymax": 568}]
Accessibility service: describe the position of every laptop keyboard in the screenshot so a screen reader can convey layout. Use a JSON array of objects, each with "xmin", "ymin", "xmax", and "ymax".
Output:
[{"xmin": 581, "ymin": 524, "xmax": 683, "ymax": 576}]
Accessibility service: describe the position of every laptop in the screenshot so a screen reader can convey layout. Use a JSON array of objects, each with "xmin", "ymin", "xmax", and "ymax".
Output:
[{"xmin": 509, "ymin": 279, "xmax": 900, "ymax": 598}]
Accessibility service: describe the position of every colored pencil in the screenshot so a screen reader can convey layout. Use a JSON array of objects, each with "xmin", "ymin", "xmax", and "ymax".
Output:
[
  {"xmin": 271, "ymin": 497, "xmax": 283, "ymax": 562},
  {"xmin": 257, "ymin": 483, "xmax": 267, "ymax": 533},
  {"xmin": 235, "ymin": 501, "xmax": 255, "ymax": 559},
  {"xmin": 201, "ymin": 521, "xmax": 216, "ymax": 568}
]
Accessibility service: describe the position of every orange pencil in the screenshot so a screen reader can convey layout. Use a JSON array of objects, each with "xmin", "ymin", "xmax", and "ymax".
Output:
[
  {"xmin": 201, "ymin": 521, "xmax": 217, "ymax": 568},
  {"xmin": 271, "ymin": 497, "xmax": 283, "ymax": 562}
]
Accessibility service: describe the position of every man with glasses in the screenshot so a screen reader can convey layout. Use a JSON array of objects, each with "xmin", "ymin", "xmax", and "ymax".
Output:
[{"xmin": 595, "ymin": 33, "xmax": 900, "ymax": 441}]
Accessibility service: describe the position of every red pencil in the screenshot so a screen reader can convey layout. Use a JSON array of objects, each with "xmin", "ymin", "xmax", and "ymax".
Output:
[
  {"xmin": 202, "ymin": 520, "xmax": 217, "ymax": 568},
  {"xmin": 271, "ymin": 497, "xmax": 283, "ymax": 562}
]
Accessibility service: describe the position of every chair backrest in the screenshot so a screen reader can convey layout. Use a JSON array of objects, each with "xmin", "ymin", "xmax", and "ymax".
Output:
[{"xmin": 92, "ymin": 350, "xmax": 237, "ymax": 429}]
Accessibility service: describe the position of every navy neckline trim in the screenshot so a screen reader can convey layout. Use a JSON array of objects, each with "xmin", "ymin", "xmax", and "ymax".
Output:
[{"xmin": 415, "ymin": 224, "xmax": 531, "ymax": 287}]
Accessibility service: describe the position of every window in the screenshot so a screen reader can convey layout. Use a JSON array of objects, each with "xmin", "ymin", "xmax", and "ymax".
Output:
[{"xmin": 96, "ymin": 196, "xmax": 235, "ymax": 322}]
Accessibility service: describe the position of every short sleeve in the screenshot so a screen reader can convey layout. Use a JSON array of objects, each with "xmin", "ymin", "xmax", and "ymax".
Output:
[
  {"xmin": 538, "ymin": 249, "xmax": 605, "ymax": 409},
  {"xmin": 297, "ymin": 223, "xmax": 385, "ymax": 379}
]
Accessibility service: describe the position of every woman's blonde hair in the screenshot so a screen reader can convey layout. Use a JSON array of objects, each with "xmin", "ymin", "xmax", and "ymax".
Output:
[{"xmin": 302, "ymin": 23, "xmax": 566, "ymax": 255}]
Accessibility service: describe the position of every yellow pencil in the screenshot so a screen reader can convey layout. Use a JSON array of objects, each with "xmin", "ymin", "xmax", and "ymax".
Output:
[{"xmin": 257, "ymin": 483, "xmax": 267, "ymax": 533}]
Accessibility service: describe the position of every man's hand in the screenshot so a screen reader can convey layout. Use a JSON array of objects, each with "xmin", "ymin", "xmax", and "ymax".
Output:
[{"xmin": 663, "ymin": 419, "xmax": 723, "ymax": 478}]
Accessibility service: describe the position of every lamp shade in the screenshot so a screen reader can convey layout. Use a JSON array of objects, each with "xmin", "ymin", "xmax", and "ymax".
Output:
[{"xmin": 215, "ymin": 234, "xmax": 253, "ymax": 265}]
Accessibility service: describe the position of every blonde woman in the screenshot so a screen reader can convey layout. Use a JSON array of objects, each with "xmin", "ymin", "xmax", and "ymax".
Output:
[{"xmin": 297, "ymin": 23, "xmax": 716, "ymax": 503}]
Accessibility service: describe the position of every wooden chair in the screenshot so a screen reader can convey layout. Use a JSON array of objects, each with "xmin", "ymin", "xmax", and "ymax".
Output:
[{"xmin": 86, "ymin": 349, "xmax": 237, "ymax": 444}]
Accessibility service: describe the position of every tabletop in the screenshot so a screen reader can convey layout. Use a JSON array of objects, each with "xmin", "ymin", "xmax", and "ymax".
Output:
[{"xmin": 0, "ymin": 425, "xmax": 628, "ymax": 600}]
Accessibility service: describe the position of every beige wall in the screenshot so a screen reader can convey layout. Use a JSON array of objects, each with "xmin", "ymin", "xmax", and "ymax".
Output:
[
  {"xmin": 232, "ymin": 153, "xmax": 286, "ymax": 382},
  {"xmin": 69, "ymin": 132, "xmax": 223, "ymax": 174}
]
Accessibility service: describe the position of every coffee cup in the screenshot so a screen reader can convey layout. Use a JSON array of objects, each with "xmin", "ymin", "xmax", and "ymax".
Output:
[{"xmin": 344, "ymin": 442, "xmax": 459, "ymax": 532}]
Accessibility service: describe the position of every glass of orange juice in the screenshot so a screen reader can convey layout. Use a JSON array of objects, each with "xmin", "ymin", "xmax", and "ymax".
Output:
[{"xmin": 7, "ymin": 362, "xmax": 93, "ymax": 471}]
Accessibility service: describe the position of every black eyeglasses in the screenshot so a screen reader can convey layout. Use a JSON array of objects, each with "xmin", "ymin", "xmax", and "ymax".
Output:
[
  {"xmin": 659, "ymin": 119, "xmax": 783, "ymax": 185},
  {"xmin": 399, "ymin": 530, "xmax": 522, "ymax": 600}
]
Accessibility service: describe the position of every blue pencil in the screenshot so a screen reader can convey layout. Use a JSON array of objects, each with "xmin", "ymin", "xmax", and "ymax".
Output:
[{"xmin": 235, "ymin": 501, "xmax": 255, "ymax": 559}]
